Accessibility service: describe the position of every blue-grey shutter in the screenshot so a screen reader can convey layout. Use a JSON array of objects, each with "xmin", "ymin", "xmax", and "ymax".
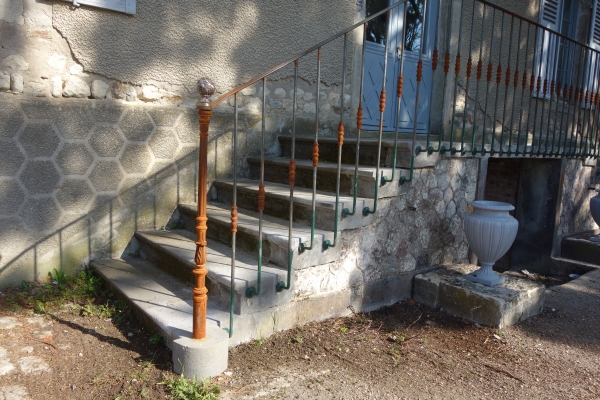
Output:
[
  {"xmin": 534, "ymin": 0, "xmax": 563, "ymax": 98},
  {"xmin": 63, "ymin": 0, "xmax": 135, "ymax": 15},
  {"xmin": 584, "ymin": 0, "xmax": 600, "ymax": 108}
]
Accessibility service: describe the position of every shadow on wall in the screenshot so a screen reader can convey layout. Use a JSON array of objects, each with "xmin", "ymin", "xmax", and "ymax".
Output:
[
  {"xmin": 0, "ymin": 148, "xmax": 199, "ymax": 287},
  {"xmin": 51, "ymin": 0, "xmax": 356, "ymax": 96}
]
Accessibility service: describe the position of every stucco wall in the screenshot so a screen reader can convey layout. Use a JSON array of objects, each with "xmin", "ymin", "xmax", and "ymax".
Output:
[{"xmin": 52, "ymin": 0, "xmax": 357, "ymax": 96}]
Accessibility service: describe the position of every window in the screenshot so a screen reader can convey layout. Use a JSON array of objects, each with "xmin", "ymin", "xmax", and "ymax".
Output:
[
  {"xmin": 64, "ymin": 0, "xmax": 135, "ymax": 15},
  {"xmin": 534, "ymin": 0, "xmax": 576, "ymax": 97},
  {"xmin": 535, "ymin": 0, "xmax": 600, "ymax": 99}
]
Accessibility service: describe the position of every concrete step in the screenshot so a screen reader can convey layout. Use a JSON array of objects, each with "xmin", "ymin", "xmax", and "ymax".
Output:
[
  {"xmin": 92, "ymin": 256, "xmax": 403, "ymax": 347},
  {"xmin": 279, "ymin": 135, "xmax": 439, "ymax": 168},
  {"xmin": 212, "ymin": 179, "xmax": 378, "ymax": 231},
  {"xmin": 134, "ymin": 229, "xmax": 291, "ymax": 314},
  {"xmin": 560, "ymin": 230, "xmax": 600, "ymax": 266},
  {"xmin": 177, "ymin": 202, "xmax": 341, "ymax": 270},
  {"xmin": 248, "ymin": 156, "xmax": 411, "ymax": 199}
]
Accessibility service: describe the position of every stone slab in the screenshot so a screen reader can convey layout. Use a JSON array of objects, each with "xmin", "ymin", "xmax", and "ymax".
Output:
[
  {"xmin": 413, "ymin": 264, "xmax": 545, "ymax": 328},
  {"xmin": 561, "ymin": 229, "xmax": 600, "ymax": 266}
]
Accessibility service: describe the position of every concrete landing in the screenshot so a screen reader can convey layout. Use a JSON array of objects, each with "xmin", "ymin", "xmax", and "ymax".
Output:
[{"xmin": 413, "ymin": 264, "xmax": 545, "ymax": 328}]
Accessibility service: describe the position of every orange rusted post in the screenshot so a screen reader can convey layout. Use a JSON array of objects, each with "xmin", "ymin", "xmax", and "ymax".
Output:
[{"xmin": 193, "ymin": 78, "xmax": 215, "ymax": 340}]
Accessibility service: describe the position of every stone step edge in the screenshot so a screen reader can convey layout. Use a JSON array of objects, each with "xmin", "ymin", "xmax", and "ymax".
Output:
[
  {"xmin": 248, "ymin": 156, "xmax": 409, "ymax": 180},
  {"xmin": 179, "ymin": 202, "xmax": 336, "ymax": 245},
  {"xmin": 134, "ymin": 229, "xmax": 285, "ymax": 293},
  {"xmin": 212, "ymin": 179, "xmax": 374, "ymax": 212}
]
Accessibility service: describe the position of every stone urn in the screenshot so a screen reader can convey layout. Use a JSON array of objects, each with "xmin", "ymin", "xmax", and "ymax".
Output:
[
  {"xmin": 590, "ymin": 189, "xmax": 600, "ymax": 242},
  {"xmin": 463, "ymin": 201, "xmax": 519, "ymax": 286}
]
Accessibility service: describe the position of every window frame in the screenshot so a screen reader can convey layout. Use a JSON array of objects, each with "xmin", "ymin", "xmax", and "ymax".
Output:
[{"xmin": 62, "ymin": 0, "xmax": 136, "ymax": 15}]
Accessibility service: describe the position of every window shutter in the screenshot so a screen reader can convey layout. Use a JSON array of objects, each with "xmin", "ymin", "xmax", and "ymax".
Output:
[
  {"xmin": 63, "ymin": 0, "xmax": 136, "ymax": 15},
  {"xmin": 534, "ymin": 0, "xmax": 563, "ymax": 98},
  {"xmin": 584, "ymin": 0, "xmax": 600, "ymax": 108}
]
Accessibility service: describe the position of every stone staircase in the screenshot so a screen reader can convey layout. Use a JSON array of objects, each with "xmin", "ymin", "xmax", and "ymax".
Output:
[{"xmin": 91, "ymin": 134, "xmax": 438, "ymax": 347}]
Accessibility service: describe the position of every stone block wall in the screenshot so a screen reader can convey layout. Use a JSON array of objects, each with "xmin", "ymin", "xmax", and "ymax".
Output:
[{"xmin": 294, "ymin": 158, "xmax": 479, "ymax": 299}]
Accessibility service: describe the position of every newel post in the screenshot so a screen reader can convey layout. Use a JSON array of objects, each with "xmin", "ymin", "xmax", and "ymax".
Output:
[{"xmin": 193, "ymin": 78, "xmax": 215, "ymax": 340}]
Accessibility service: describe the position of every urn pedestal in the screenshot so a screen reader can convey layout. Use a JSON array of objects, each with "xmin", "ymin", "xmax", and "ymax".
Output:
[
  {"xmin": 464, "ymin": 201, "xmax": 519, "ymax": 287},
  {"xmin": 590, "ymin": 189, "xmax": 600, "ymax": 242}
]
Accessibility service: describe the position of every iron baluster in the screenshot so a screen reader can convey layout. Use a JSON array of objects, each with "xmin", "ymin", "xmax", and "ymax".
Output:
[
  {"xmin": 545, "ymin": 34, "xmax": 561, "ymax": 156},
  {"xmin": 482, "ymin": 8, "xmax": 497, "ymax": 156},
  {"xmin": 324, "ymin": 34, "xmax": 348, "ymax": 250},
  {"xmin": 499, "ymin": 15, "xmax": 514, "ymax": 156},
  {"xmin": 383, "ymin": 5, "xmax": 408, "ymax": 185},
  {"xmin": 342, "ymin": 24, "xmax": 367, "ymax": 219},
  {"xmin": 460, "ymin": 0, "xmax": 478, "ymax": 155},
  {"xmin": 277, "ymin": 60, "xmax": 300, "ymax": 292},
  {"xmin": 471, "ymin": 2, "xmax": 487, "ymax": 155},
  {"xmin": 449, "ymin": 0, "xmax": 466, "ymax": 155},
  {"xmin": 425, "ymin": 0, "xmax": 443, "ymax": 155},
  {"xmin": 226, "ymin": 93, "xmax": 239, "ymax": 337},
  {"xmin": 300, "ymin": 47, "xmax": 322, "ymax": 251},
  {"xmin": 531, "ymin": 24, "xmax": 546, "ymax": 157},
  {"xmin": 516, "ymin": 24, "xmax": 533, "ymax": 156},
  {"xmin": 507, "ymin": 19, "xmax": 523, "ymax": 156},
  {"xmin": 363, "ymin": 10, "xmax": 391, "ymax": 215},
  {"xmin": 407, "ymin": 0, "xmax": 429, "ymax": 178},
  {"xmin": 246, "ymin": 77, "xmax": 268, "ymax": 298},
  {"xmin": 490, "ymin": 13, "xmax": 506, "ymax": 155}
]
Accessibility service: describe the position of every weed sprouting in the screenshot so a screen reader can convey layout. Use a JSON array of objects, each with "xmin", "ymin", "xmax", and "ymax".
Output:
[
  {"xmin": 160, "ymin": 371, "xmax": 220, "ymax": 400},
  {"xmin": 150, "ymin": 333, "xmax": 164, "ymax": 345}
]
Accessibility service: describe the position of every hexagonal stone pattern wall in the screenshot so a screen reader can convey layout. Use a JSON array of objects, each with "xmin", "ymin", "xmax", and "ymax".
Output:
[
  {"xmin": 119, "ymin": 109, "xmax": 155, "ymax": 141},
  {"xmin": 0, "ymin": 141, "xmax": 25, "ymax": 176},
  {"xmin": 89, "ymin": 160, "xmax": 124, "ymax": 192},
  {"xmin": 0, "ymin": 179, "xmax": 25, "ymax": 216},
  {"xmin": 56, "ymin": 179, "xmax": 94, "ymax": 213},
  {"xmin": 120, "ymin": 143, "xmax": 152, "ymax": 174},
  {"xmin": 19, "ymin": 161, "xmax": 61, "ymax": 195},
  {"xmin": 19, "ymin": 123, "xmax": 61, "ymax": 158},
  {"xmin": 0, "ymin": 102, "xmax": 25, "ymax": 138},
  {"xmin": 56, "ymin": 143, "xmax": 94, "ymax": 176},
  {"xmin": 20, "ymin": 197, "xmax": 61, "ymax": 232},
  {"xmin": 89, "ymin": 126, "xmax": 125, "ymax": 157},
  {"xmin": 0, "ymin": 95, "xmax": 215, "ymax": 288}
]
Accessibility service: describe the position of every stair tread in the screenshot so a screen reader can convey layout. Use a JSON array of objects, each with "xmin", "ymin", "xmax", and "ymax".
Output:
[
  {"xmin": 180, "ymin": 202, "xmax": 334, "ymax": 246},
  {"xmin": 135, "ymin": 229, "xmax": 284, "ymax": 291},
  {"xmin": 278, "ymin": 135, "xmax": 435, "ymax": 147},
  {"xmin": 248, "ymin": 156, "xmax": 403, "ymax": 179},
  {"xmin": 213, "ymin": 179, "xmax": 373, "ymax": 211},
  {"xmin": 91, "ymin": 257, "xmax": 225, "ymax": 343}
]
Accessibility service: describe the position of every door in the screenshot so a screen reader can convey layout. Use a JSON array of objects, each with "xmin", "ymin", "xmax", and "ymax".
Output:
[{"xmin": 362, "ymin": 0, "xmax": 438, "ymax": 133}]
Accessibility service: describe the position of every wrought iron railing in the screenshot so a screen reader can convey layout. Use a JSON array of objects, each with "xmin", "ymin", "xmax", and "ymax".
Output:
[
  {"xmin": 191, "ymin": 0, "xmax": 600, "ymax": 339},
  {"xmin": 427, "ymin": 0, "xmax": 600, "ymax": 159}
]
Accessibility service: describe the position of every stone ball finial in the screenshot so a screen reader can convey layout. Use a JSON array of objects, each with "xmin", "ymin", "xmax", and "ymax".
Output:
[{"xmin": 197, "ymin": 78, "xmax": 216, "ymax": 104}]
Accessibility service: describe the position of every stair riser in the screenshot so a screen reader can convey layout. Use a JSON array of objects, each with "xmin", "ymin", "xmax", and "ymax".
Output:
[
  {"xmin": 135, "ymin": 232, "xmax": 241, "ymax": 313},
  {"xmin": 249, "ymin": 161, "xmax": 409, "ymax": 199},
  {"xmin": 178, "ymin": 204, "xmax": 341, "ymax": 270},
  {"xmin": 281, "ymin": 139, "xmax": 409, "ymax": 167},
  {"xmin": 213, "ymin": 182, "xmax": 378, "ymax": 231}
]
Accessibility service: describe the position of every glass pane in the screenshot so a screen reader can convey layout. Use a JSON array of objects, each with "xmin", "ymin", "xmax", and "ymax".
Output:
[
  {"xmin": 366, "ymin": 0, "xmax": 389, "ymax": 45},
  {"xmin": 405, "ymin": 0, "xmax": 424, "ymax": 52}
]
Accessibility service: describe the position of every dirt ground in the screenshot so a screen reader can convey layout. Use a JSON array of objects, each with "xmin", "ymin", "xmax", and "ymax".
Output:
[{"xmin": 0, "ymin": 269, "xmax": 599, "ymax": 400}]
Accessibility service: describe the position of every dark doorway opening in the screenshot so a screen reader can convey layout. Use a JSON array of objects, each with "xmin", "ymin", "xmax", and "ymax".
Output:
[{"xmin": 484, "ymin": 158, "xmax": 562, "ymax": 274}]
